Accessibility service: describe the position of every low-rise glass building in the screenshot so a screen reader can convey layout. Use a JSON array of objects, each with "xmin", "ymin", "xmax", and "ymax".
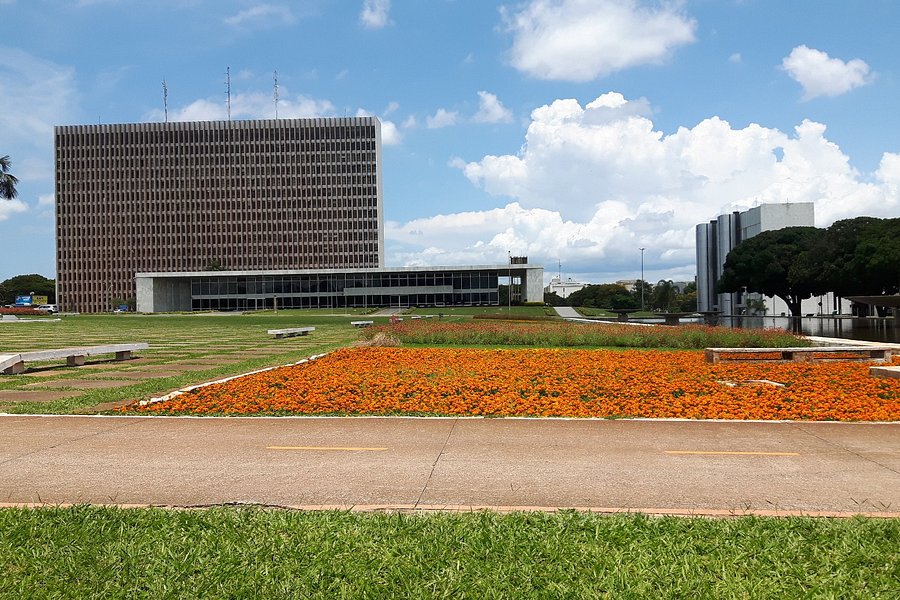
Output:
[{"xmin": 136, "ymin": 263, "xmax": 545, "ymax": 312}]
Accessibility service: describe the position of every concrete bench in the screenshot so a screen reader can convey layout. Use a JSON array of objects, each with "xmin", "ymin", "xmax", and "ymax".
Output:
[
  {"xmin": 705, "ymin": 346, "xmax": 894, "ymax": 364},
  {"xmin": 351, "ymin": 320, "xmax": 374, "ymax": 328},
  {"xmin": 0, "ymin": 343, "xmax": 149, "ymax": 375},
  {"xmin": 267, "ymin": 327, "xmax": 315, "ymax": 339},
  {"xmin": 870, "ymin": 365, "xmax": 900, "ymax": 379}
]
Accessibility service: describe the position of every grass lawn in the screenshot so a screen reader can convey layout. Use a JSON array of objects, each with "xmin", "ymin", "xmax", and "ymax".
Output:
[
  {"xmin": 0, "ymin": 507, "xmax": 896, "ymax": 599},
  {"xmin": 409, "ymin": 305, "xmax": 556, "ymax": 318},
  {"xmin": 0, "ymin": 312, "xmax": 365, "ymax": 414}
]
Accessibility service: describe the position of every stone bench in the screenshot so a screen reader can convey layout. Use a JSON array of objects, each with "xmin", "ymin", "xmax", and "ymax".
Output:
[
  {"xmin": 351, "ymin": 320, "xmax": 374, "ymax": 328},
  {"xmin": 705, "ymin": 346, "xmax": 893, "ymax": 364},
  {"xmin": 655, "ymin": 312, "xmax": 694, "ymax": 326},
  {"xmin": 870, "ymin": 365, "xmax": 900, "ymax": 379},
  {"xmin": 0, "ymin": 343, "xmax": 149, "ymax": 375},
  {"xmin": 609, "ymin": 309, "xmax": 640, "ymax": 322},
  {"xmin": 267, "ymin": 327, "xmax": 315, "ymax": 339}
]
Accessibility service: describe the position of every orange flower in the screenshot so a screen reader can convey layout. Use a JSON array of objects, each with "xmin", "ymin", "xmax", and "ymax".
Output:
[{"xmin": 122, "ymin": 348, "xmax": 900, "ymax": 421}]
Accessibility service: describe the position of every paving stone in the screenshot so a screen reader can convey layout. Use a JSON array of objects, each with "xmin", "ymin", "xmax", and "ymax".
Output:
[
  {"xmin": 104, "ymin": 370, "xmax": 184, "ymax": 379},
  {"xmin": 0, "ymin": 390, "xmax": 82, "ymax": 403},
  {"xmin": 23, "ymin": 379, "xmax": 132, "ymax": 390},
  {"xmin": 134, "ymin": 364, "xmax": 218, "ymax": 372}
]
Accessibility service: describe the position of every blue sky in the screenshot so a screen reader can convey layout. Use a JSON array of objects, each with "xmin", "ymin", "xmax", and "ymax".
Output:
[{"xmin": 2, "ymin": 0, "xmax": 899, "ymax": 285}]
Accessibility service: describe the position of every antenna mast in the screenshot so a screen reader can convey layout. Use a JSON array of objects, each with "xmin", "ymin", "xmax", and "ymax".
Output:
[
  {"xmin": 162, "ymin": 79, "xmax": 168, "ymax": 122},
  {"xmin": 273, "ymin": 70, "xmax": 279, "ymax": 119},
  {"xmin": 225, "ymin": 67, "xmax": 232, "ymax": 121}
]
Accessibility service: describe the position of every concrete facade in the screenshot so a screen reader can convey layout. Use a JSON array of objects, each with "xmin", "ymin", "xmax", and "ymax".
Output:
[
  {"xmin": 55, "ymin": 117, "xmax": 384, "ymax": 313},
  {"xmin": 136, "ymin": 263, "xmax": 545, "ymax": 313},
  {"xmin": 696, "ymin": 202, "xmax": 815, "ymax": 315}
]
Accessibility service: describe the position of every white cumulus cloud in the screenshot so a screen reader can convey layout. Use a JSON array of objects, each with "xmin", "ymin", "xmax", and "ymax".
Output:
[
  {"xmin": 782, "ymin": 45, "xmax": 873, "ymax": 100},
  {"xmin": 502, "ymin": 0, "xmax": 696, "ymax": 82},
  {"xmin": 225, "ymin": 4, "xmax": 296, "ymax": 28},
  {"xmin": 0, "ymin": 198, "xmax": 28, "ymax": 222},
  {"xmin": 426, "ymin": 108, "xmax": 459, "ymax": 129},
  {"xmin": 355, "ymin": 108, "xmax": 402, "ymax": 146},
  {"xmin": 473, "ymin": 91, "xmax": 514, "ymax": 124},
  {"xmin": 360, "ymin": 0, "xmax": 391, "ymax": 29},
  {"xmin": 386, "ymin": 92, "xmax": 900, "ymax": 282},
  {"xmin": 145, "ymin": 90, "xmax": 335, "ymax": 122},
  {"xmin": 0, "ymin": 47, "xmax": 77, "ymax": 148}
]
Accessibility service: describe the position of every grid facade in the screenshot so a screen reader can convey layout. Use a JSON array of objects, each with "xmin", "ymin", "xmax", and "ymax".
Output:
[{"xmin": 55, "ymin": 117, "xmax": 384, "ymax": 313}]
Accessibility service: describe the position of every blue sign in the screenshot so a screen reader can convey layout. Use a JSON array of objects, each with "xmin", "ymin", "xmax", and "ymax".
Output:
[{"xmin": 15, "ymin": 295, "xmax": 33, "ymax": 306}]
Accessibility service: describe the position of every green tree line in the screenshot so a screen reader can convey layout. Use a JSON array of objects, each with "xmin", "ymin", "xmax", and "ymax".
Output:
[
  {"xmin": 0, "ymin": 274, "xmax": 56, "ymax": 305},
  {"xmin": 550, "ymin": 280, "xmax": 696, "ymax": 312},
  {"xmin": 718, "ymin": 217, "xmax": 900, "ymax": 316}
]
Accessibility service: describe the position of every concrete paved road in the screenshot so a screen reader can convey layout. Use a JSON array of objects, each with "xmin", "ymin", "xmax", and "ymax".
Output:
[{"xmin": 1, "ymin": 415, "xmax": 898, "ymax": 516}]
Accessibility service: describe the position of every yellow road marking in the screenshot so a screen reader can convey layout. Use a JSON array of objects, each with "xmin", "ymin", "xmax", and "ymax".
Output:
[
  {"xmin": 665, "ymin": 451, "xmax": 799, "ymax": 456},
  {"xmin": 267, "ymin": 446, "xmax": 388, "ymax": 451}
]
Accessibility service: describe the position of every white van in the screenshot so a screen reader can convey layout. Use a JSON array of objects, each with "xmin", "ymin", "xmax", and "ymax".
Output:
[{"xmin": 37, "ymin": 304, "xmax": 58, "ymax": 314}]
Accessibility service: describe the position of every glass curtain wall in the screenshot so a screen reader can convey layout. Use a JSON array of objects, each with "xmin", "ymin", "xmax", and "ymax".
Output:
[{"xmin": 189, "ymin": 271, "xmax": 499, "ymax": 311}]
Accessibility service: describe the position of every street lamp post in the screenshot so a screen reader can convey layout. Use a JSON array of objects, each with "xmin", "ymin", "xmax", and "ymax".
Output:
[
  {"xmin": 639, "ymin": 247, "xmax": 645, "ymax": 311},
  {"xmin": 507, "ymin": 251, "xmax": 512, "ymax": 311}
]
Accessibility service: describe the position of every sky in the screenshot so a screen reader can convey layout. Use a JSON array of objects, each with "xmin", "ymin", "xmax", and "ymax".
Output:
[{"xmin": 2, "ymin": 0, "xmax": 899, "ymax": 286}]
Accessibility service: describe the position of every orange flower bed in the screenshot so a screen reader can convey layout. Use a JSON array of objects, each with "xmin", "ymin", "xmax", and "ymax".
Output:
[{"xmin": 124, "ymin": 348, "xmax": 900, "ymax": 421}]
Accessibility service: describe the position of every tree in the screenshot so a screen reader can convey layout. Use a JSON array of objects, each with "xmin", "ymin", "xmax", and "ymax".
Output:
[
  {"xmin": 631, "ymin": 279, "xmax": 653, "ymax": 310},
  {"xmin": 568, "ymin": 284, "xmax": 635, "ymax": 309},
  {"xmin": 542, "ymin": 291, "xmax": 568, "ymax": 307},
  {"xmin": 791, "ymin": 217, "xmax": 900, "ymax": 297},
  {"xmin": 717, "ymin": 227, "xmax": 820, "ymax": 317},
  {"xmin": 850, "ymin": 218, "xmax": 900, "ymax": 295},
  {"xmin": 675, "ymin": 290, "xmax": 697, "ymax": 312},
  {"xmin": 0, "ymin": 155, "xmax": 19, "ymax": 201},
  {"xmin": 0, "ymin": 274, "xmax": 56, "ymax": 305},
  {"xmin": 650, "ymin": 280, "xmax": 677, "ymax": 312}
]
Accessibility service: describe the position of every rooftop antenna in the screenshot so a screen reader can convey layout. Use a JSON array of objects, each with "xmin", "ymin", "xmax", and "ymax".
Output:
[
  {"xmin": 162, "ymin": 79, "xmax": 168, "ymax": 122},
  {"xmin": 273, "ymin": 70, "xmax": 279, "ymax": 119},
  {"xmin": 225, "ymin": 67, "xmax": 232, "ymax": 121}
]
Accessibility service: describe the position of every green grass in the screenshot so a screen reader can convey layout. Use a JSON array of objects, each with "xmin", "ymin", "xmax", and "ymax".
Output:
[
  {"xmin": 363, "ymin": 320, "xmax": 810, "ymax": 349},
  {"xmin": 0, "ymin": 507, "xmax": 896, "ymax": 599},
  {"xmin": 409, "ymin": 305, "xmax": 555, "ymax": 318},
  {"xmin": 0, "ymin": 312, "xmax": 364, "ymax": 414}
]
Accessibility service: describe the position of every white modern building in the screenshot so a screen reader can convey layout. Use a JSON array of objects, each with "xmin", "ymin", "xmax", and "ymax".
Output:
[
  {"xmin": 544, "ymin": 275, "xmax": 586, "ymax": 298},
  {"xmin": 695, "ymin": 202, "xmax": 825, "ymax": 316}
]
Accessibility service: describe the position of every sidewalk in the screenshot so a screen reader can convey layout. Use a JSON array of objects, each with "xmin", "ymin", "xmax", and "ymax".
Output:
[{"xmin": 1, "ymin": 415, "xmax": 897, "ymax": 516}]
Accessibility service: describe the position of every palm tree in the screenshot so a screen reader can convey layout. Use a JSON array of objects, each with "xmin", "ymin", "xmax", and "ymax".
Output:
[{"xmin": 1, "ymin": 155, "xmax": 20, "ymax": 200}]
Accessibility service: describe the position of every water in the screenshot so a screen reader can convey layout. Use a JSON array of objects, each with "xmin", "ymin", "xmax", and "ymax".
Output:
[
  {"xmin": 734, "ymin": 316, "xmax": 900, "ymax": 343},
  {"xmin": 638, "ymin": 316, "xmax": 900, "ymax": 343}
]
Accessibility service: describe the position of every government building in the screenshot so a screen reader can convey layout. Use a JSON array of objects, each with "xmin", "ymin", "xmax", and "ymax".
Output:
[
  {"xmin": 55, "ymin": 117, "xmax": 543, "ymax": 312},
  {"xmin": 695, "ymin": 202, "xmax": 819, "ymax": 316}
]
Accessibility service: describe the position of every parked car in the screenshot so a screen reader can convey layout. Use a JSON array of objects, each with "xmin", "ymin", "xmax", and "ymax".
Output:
[{"xmin": 37, "ymin": 304, "xmax": 58, "ymax": 314}]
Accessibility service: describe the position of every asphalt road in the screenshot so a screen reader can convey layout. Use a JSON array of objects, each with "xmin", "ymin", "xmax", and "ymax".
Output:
[{"xmin": 1, "ymin": 415, "xmax": 898, "ymax": 516}]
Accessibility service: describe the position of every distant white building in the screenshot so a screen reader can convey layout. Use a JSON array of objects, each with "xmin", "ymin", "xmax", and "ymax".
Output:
[
  {"xmin": 544, "ymin": 275, "xmax": 586, "ymax": 298},
  {"xmin": 695, "ymin": 202, "xmax": 827, "ymax": 315},
  {"xmin": 615, "ymin": 280, "xmax": 637, "ymax": 292}
]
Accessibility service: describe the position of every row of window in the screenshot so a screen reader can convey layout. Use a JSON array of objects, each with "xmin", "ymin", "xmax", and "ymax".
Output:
[
  {"xmin": 191, "ymin": 293, "xmax": 499, "ymax": 311},
  {"xmin": 191, "ymin": 272, "xmax": 499, "ymax": 296},
  {"xmin": 57, "ymin": 123, "xmax": 378, "ymax": 147}
]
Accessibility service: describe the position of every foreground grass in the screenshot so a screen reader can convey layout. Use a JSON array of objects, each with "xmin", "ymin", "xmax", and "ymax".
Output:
[{"xmin": 0, "ymin": 507, "xmax": 896, "ymax": 599}]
